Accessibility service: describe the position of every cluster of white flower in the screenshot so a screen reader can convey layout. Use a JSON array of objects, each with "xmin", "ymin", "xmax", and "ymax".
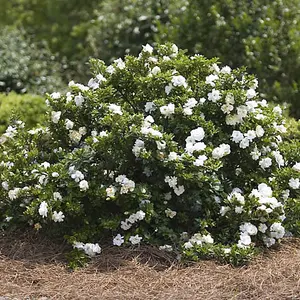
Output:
[
  {"xmin": 88, "ymin": 74, "xmax": 107, "ymax": 90},
  {"xmin": 185, "ymin": 127, "xmax": 206, "ymax": 154},
  {"xmin": 69, "ymin": 166, "xmax": 89, "ymax": 191},
  {"xmin": 183, "ymin": 233, "xmax": 214, "ymax": 249},
  {"xmin": 238, "ymin": 222, "xmax": 258, "ymax": 248},
  {"xmin": 212, "ymin": 144, "xmax": 231, "ymax": 159},
  {"xmin": 115, "ymin": 175, "xmax": 135, "ymax": 194},
  {"xmin": 160, "ymin": 103, "xmax": 175, "ymax": 117},
  {"xmin": 120, "ymin": 210, "xmax": 146, "ymax": 230},
  {"xmin": 140, "ymin": 115, "xmax": 163, "ymax": 138},
  {"xmin": 165, "ymin": 175, "xmax": 185, "ymax": 196},
  {"xmin": 73, "ymin": 242, "xmax": 101, "ymax": 257},
  {"xmin": 132, "ymin": 139, "xmax": 145, "ymax": 157},
  {"xmin": 183, "ymin": 98, "xmax": 198, "ymax": 116}
]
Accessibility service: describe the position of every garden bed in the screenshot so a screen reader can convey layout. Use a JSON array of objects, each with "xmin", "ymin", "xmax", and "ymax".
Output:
[{"xmin": 0, "ymin": 231, "xmax": 299, "ymax": 299}]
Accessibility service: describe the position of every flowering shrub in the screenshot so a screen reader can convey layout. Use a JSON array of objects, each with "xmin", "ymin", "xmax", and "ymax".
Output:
[
  {"xmin": 0, "ymin": 44, "xmax": 299, "ymax": 266},
  {"xmin": 156, "ymin": 0, "xmax": 300, "ymax": 118}
]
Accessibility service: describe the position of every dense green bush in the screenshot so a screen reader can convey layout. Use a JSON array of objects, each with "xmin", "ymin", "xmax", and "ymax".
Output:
[
  {"xmin": 0, "ymin": 0, "xmax": 101, "ymax": 82},
  {"xmin": 86, "ymin": 0, "xmax": 168, "ymax": 63},
  {"xmin": 0, "ymin": 93, "xmax": 47, "ymax": 134},
  {"xmin": 0, "ymin": 27, "xmax": 64, "ymax": 94},
  {"xmin": 156, "ymin": 0, "xmax": 300, "ymax": 118},
  {"xmin": 0, "ymin": 44, "xmax": 299, "ymax": 266}
]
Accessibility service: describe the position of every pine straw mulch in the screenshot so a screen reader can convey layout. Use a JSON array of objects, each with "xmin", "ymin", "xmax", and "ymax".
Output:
[{"xmin": 0, "ymin": 230, "xmax": 300, "ymax": 300}]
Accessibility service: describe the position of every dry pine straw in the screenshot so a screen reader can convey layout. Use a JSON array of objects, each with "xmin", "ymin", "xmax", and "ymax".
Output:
[{"xmin": 0, "ymin": 231, "xmax": 299, "ymax": 300}]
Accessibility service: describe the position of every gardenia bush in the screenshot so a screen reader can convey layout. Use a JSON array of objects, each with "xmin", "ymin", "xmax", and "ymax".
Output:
[{"xmin": 0, "ymin": 44, "xmax": 299, "ymax": 266}]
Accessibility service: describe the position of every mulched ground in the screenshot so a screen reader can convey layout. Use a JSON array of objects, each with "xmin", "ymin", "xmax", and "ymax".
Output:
[{"xmin": 0, "ymin": 231, "xmax": 299, "ymax": 300}]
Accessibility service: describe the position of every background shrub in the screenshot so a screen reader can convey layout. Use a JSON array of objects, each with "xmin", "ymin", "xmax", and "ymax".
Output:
[
  {"xmin": 0, "ymin": 27, "xmax": 64, "ymax": 95},
  {"xmin": 0, "ymin": 92, "xmax": 47, "ymax": 133}
]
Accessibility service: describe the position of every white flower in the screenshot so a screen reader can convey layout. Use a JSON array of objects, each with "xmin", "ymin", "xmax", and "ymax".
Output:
[
  {"xmin": 113, "ymin": 234, "xmax": 125, "ymax": 246},
  {"xmin": 270, "ymin": 222, "xmax": 285, "ymax": 239},
  {"xmin": 190, "ymin": 127, "xmax": 205, "ymax": 141},
  {"xmin": 83, "ymin": 243, "xmax": 101, "ymax": 257},
  {"xmin": 71, "ymin": 170, "xmax": 84, "ymax": 182},
  {"xmin": 168, "ymin": 152, "xmax": 179, "ymax": 161},
  {"xmin": 132, "ymin": 139, "xmax": 145, "ymax": 157},
  {"xmin": 8, "ymin": 188, "xmax": 20, "ymax": 200},
  {"xmin": 135, "ymin": 210, "xmax": 146, "ymax": 221},
  {"xmin": 160, "ymin": 103, "xmax": 175, "ymax": 117},
  {"xmin": 74, "ymin": 93, "xmax": 84, "ymax": 106},
  {"xmin": 38, "ymin": 201, "xmax": 48, "ymax": 218},
  {"xmin": 238, "ymin": 232, "xmax": 251, "ymax": 247},
  {"xmin": 245, "ymin": 130, "xmax": 256, "ymax": 141},
  {"xmin": 156, "ymin": 141, "xmax": 166, "ymax": 150},
  {"xmin": 108, "ymin": 104, "xmax": 123, "ymax": 115},
  {"xmin": 185, "ymin": 98, "xmax": 198, "ymax": 108},
  {"xmin": 129, "ymin": 234, "xmax": 142, "ymax": 245},
  {"xmin": 258, "ymin": 223, "xmax": 268, "ymax": 233},
  {"xmin": 240, "ymin": 222, "xmax": 258, "ymax": 235},
  {"xmin": 106, "ymin": 186, "xmax": 117, "ymax": 198},
  {"xmin": 65, "ymin": 119, "xmax": 74, "ymax": 130},
  {"xmin": 220, "ymin": 66, "xmax": 231, "ymax": 74},
  {"xmin": 239, "ymin": 137, "xmax": 250, "ymax": 149},
  {"xmin": 231, "ymin": 131, "xmax": 244, "ymax": 143},
  {"xmin": 258, "ymin": 183, "xmax": 273, "ymax": 197},
  {"xmin": 88, "ymin": 78, "xmax": 99, "ymax": 89},
  {"xmin": 292, "ymin": 163, "xmax": 300, "ymax": 172},
  {"xmin": 52, "ymin": 211, "xmax": 65, "ymax": 222},
  {"xmin": 165, "ymin": 208, "xmax": 177, "ymax": 218},
  {"xmin": 145, "ymin": 101, "xmax": 156, "ymax": 113},
  {"xmin": 183, "ymin": 107, "xmax": 193, "ymax": 115},
  {"xmin": 259, "ymin": 157, "xmax": 272, "ymax": 169},
  {"xmin": 208, "ymin": 89, "xmax": 221, "ymax": 102},
  {"xmin": 151, "ymin": 66, "xmax": 161, "ymax": 75},
  {"xmin": 220, "ymin": 206, "xmax": 230, "ymax": 216},
  {"xmin": 212, "ymin": 144, "xmax": 231, "ymax": 159},
  {"xmin": 193, "ymin": 155, "xmax": 207, "ymax": 166},
  {"xmin": 235, "ymin": 206, "xmax": 243, "ymax": 214},
  {"xmin": 255, "ymin": 125, "xmax": 265, "ymax": 137},
  {"xmin": 106, "ymin": 65, "xmax": 115, "ymax": 74},
  {"xmin": 273, "ymin": 106, "xmax": 282, "ymax": 115},
  {"xmin": 250, "ymin": 148, "xmax": 261, "ymax": 160},
  {"xmin": 221, "ymin": 103, "xmax": 234, "ymax": 114},
  {"xmin": 120, "ymin": 221, "xmax": 131, "ymax": 230},
  {"xmin": 165, "ymin": 83, "xmax": 173, "ymax": 95},
  {"xmin": 171, "ymin": 75, "xmax": 188, "ymax": 88},
  {"xmin": 272, "ymin": 151, "xmax": 284, "ymax": 167},
  {"xmin": 205, "ymin": 74, "xmax": 219, "ymax": 87},
  {"xmin": 289, "ymin": 178, "xmax": 300, "ymax": 189},
  {"xmin": 69, "ymin": 130, "xmax": 82, "ymax": 143},
  {"xmin": 50, "ymin": 92, "xmax": 61, "ymax": 99},
  {"xmin": 263, "ymin": 236, "xmax": 276, "ymax": 247},
  {"xmin": 142, "ymin": 44, "xmax": 153, "ymax": 53},
  {"xmin": 246, "ymin": 88, "xmax": 256, "ymax": 99},
  {"xmin": 165, "ymin": 176, "xmax": 177, "ymax": 188},
  {"xmin": 114, "ymin": 58, "xmax": 125, "ymax": 69},
  {"xmin": 53, "ymin": 192, "xmax": 62, "ymax": 201},
  {"xmin": 184, "ymin": 241, "xmax": 193, "ymax": 249},
  {"xmin": 51, "ymin": 111, "xmax": 61, "ymax": 123},
  {"xmin": 2, "ymin": 181, "xmax": 9, "ymax": 190},
  {"xmin": 79, "ymin": 180, "xmax": 89, "ymax": 191},
  {"xmin": 171, "ymin": 44, "xmax": 179, "ymax": 55},
  {"xmin": 174, "ymin": 185, "xmax": 185, "ymax": 196},
  {"xmin": 159, "ymin": 245, "xmax": 173, "ymax": 252},
  {"xmin": 52, "ymin": 172, "xmax": 59, "ymax": 178}
]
